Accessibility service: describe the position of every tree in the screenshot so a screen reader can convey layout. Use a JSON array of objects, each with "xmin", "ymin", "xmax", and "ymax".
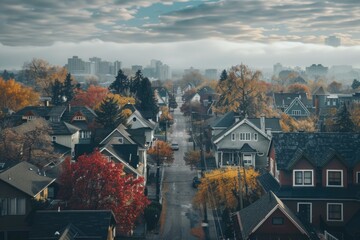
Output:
[
  {"xmin": 351, "ymin": 79, "xmax": 360, "ymax": 90},
  {"xmin": 279, "ymin": 114, "xmax": 316, "ymax": 132},
  {"xmin": 130, "ymin": 70, "xmax": 142, "ymax": 95},
  {"xmin": 51, "ymin": 79, "xmax": 64, "ymax": 106},
  {"xmin": 327, "ymin": 81, "xmax": 342, "ymax": 93},
  {"xmin": 350, "ymin": 103, "xmax": 360, "ymax": 131},
  {"xmin": 63, "ymin": 73, "xmax": 75, "ymax": 102},
  {"xmin": 135, "ymin": 77, "xmax": 158, "ymax": 120},
  {"xmin": 147, "ymin": 140, "xmax": 174, "ymax": 164},
  {"xmin": 1, "ymin": 70, "xmax": 14, "ymax": 80},
  {"xmin": 219, "ymin": 69, "xmax": 228, "ymax": 82},
  {"xmin": 193, "ymin": 167, "xmax": 261, "ymax": 211},
  {"xmin": 287, "ymin": 83, "xmax": 311, "ymax": 96},
  {"xmin": 58, "ymin": 150, "xmax": 150, "ymax": 234},
  {"xmin": 95, "ymin": 96, "xmax": 123, "ymax": 129},
  {"xmin": 334, "ymin": 103, "xmax": 355, "ymax": 132},
  {"xmin": 183, "ymin": 150, "xmax": 213, "ymax": 170},
  {"xmin": 109, "ymin": 69, "xmax": 130, "ymax": 96},
  {"xmin": 71, "ymin": 85, "xmax": 108, "ymax": 109},
  {"xmin": 0, "ymin": 78, "xmax": 39, "ymax": 115},
  {"xmin": 214, "ymin": 64, "xmax": 267, "ymax": 117}
]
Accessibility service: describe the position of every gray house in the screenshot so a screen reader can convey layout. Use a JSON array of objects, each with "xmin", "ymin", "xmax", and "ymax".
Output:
[{"xmin": 211, "ymin": 112, "xmax": 281, "ymax": 170}]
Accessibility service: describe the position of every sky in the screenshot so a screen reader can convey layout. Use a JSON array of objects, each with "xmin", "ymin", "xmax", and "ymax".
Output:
[{"xmin": 1, "ymin": 0, "xmax": 360, "ymax": 71}]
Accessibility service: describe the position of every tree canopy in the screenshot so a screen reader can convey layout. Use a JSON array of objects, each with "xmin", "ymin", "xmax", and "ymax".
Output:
[
  {"xmin": 147, "ymin": 140, "xmax": 174, "ymax": 164},
  {"xmin": 109, "ymin": 69, "xmax": 130, "ymax": 96},
  {"xmin": 95, "ymin": 96, "xmax": 124, "ymax": 129},
  {"xmin": 58, "ymin": 150, "xmax": 150, "ymax": 234},
  {"xmin": 334, "ymin": 103, "xmax": 355, "ymax": 132},
  {"xmin": 135, "ymin": 76, "xmax": 158, "ymax": 120},
  {"xmin": 71, "ymin": 85, "xmax": 109, "ymax": 109}
]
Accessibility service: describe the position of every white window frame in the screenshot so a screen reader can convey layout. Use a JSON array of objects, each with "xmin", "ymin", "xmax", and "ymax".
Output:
[
  {"xmin": 239, "ymin": 132, "xmax": 251, "ymax": 141},
  {"xmin": 242, "ymin": 154, "xmax": 253, "ymax": 167},
  {"xmin": 293, "ymin": 169, "xmax": 314, "ymax": 187},
  {"xmin": 327, "ymin": 203, "xmax": 343, "ymax": 222},
  {"xmin": 292, "ymin": 110, "xmax": 301, "ymax": 115},
  {"xmin": 253, "ymin": 133, "xmax": 258, "ymax": 141},
  {"xmin": 356, "ymin": 171, "xmax": 360, "ymax": 184},
  {"xmin": 52, "ymin": 136, "xmax": 57, "ymax": 142},
  {"xmin": 326, "ymin": 170, "xmax": 343, "ymax": 187},
  {"xmin": 231, "ymin": 133, "xmax": 236, "ymax": 141},
  {"xmin": 297, "ymin": 202, "xmax": 312, "ymax": 223}
]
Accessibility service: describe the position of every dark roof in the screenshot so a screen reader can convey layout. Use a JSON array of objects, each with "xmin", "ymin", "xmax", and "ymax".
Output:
[
  {"xmin": 0, "ymin": 161, "xmax": 55, "ymax": 197},
  {"xmin": 50, "ymin": 121, "xmax": 80, "ymax": 135},
  {"xmin": 257, "ymin": 172, "xmax": 280, "ymax": 193},
  {"xmin": 111, "ymin": 144, "xmax": 139, "ymax": 168},
  {"xmin": 233, "ymin": 191, "xmax": 310, "ymax": 239},
  {"xmin": 271, "ymin": 133, "xmax": 360, "ymax": 170},
  {"xmin": 53, "ymin": 142, "xmax": 71, "ymax": 155},
  {"xmin": 247, "ymin": 118, "xmax": 282, "ymax": 132},
  {"xmin": 48, "ymin": 105, "xmax": 66, "ymax": 118},
  {"xmin": 29, "ymin": 210, "xmax": 116, "ymax": 240},
  {"xmin": 273, "ymin": 92, "xmax": 311, "ymax": 107},
  {"xmin": 312, "ymin": 86, "xmax": 328, "ymax": 95},
  {"xmin": 197, "ymin": 86, "xmax": 215, "ymax": 95},
  {"xmin": 211, "ymin": 111, "xmax": 235, "ymax": 128},
  {"xmin": 61, "ymin": 106, "xmax": 97, "ymax": 130},
  {"xmin": 127, "ymin": 128, "xmax": 147, "ymax": 146},
  {"xmin": 240, "ymin": 143, "xmax": 257, "ymax": 153}
]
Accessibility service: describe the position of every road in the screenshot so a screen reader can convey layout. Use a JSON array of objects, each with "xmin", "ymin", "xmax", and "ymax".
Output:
[{"xmin": 159, "ymin": 100, "xmax": 203, "ymax": 240}]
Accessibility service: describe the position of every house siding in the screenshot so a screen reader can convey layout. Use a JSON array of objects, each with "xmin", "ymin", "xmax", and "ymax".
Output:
[
  {"xmin": 53, "ymin": 132, "xmax": 79, "ymax": 155},
  {"xmin": 252, "ymin": 208, "xmax": 308, "ymax": 240}
]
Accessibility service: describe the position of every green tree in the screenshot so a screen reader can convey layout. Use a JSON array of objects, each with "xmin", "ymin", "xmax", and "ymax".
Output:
[
  {"xmin": 351, "ymin": 79, "xmax": 360, "ymax": 90},
  {"xmin": 219, "ymin": 69, "xmax": 228, "ymax": 82},
  {"xmin": 63, "ymin": 73, "xmax": 75, "ymax": 102},
  {"xmin": 95, "ymin": 96, "xmax": 123, "ymax": 129},
  {"xmin": 130, "ymin": 70, "xmax": 142, "ymax": 95},
  {"xmin": 51, "ymin": 79, "xmax": 64, "ymax": 106},
  {"xmin": 109, "ymin": 69, "xmax": 130, "ymax": 96},
  {"xmin": 135, "ymin": 77, "xmax": 158, "ymax": 120},
  {"xmin": 334, "ymin": 103, "xmax": 355, "ymax": 132}
]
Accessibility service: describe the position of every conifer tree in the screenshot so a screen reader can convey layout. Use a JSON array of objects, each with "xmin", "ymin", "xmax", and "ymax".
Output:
[
  {"xmin": 135, "ymin": 77, "xmax": 158, "ymax": 120},
  {"xmin": 95, "ymin": 96, "xmax": 123, "ymax": 129},
  {"xmin": 109, "ymin": 69, "xmax": 130, "ymax": 95},
  {"xmin": 334, "ymin": 103, "xmax": 355, "ymax": 132},
  {"xmin": 219, "ymin": 69, "xmax": 228, "ymax": 81},
  {"xmin": 130, "ymin": 70, "xmax": 142, "ymax": 95},
  {"xmin": 51, "ymin": 79, "xmax": 63, "ymax": 106},
  {"xmin": 63, "ymin": 73, "xmax": 74, "ymax": 102}
]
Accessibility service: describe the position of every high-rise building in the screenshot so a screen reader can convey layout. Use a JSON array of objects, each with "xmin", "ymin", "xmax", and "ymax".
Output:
[
  {"xmin": 113, "ymin": 61, "xmax": 122, "ymax": 75},
  {"xmin": 306, "ymin": 64, "xmax": 328, "ymax": 78},
  {"xmin": 89, "ymin": 57, "xmax": 101, "ymax": 75},
  {"xmin": 325, "ymin": 36, "xmax": 341, "ymax": 47},
  {"xmin": 67, "ymin": 56, "xmax": 85, "ymax": 74}
]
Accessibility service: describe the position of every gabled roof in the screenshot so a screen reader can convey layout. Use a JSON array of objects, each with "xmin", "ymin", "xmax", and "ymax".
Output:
[
  {"xmin": 100, "ymin": 124, "xmax": 135, "ymax": 145},
  {"xmin": 233, "ymin": 191, "xmax": 310, "ymax": 239},
  {"xmin": 284, "ymin": 97, "xmax": 311, "ymax": 115},
  {"xmin": 271, "ymin": 133, "xmax": 360, "ymax": 170},
  {"xmin": 273, "ymin": 92, "xmax": 311, "ymax": 108},
  {"xmin": 213, "ymin": 118, "xmax": 270, "ymax": 144},
  {"xmin": 240, "ymin": 143, "xmax": 257, "ymax": 153},
  {"xmin": 312, "ymin": 86, "xmax": 328, "ymax": 95},
  {"xmin": 0, "ymin": 161, "xmax": 55, "ymax": 197},
  {"xmin": 127, "ymin": 110, "xmax": 156, "ymax": 130},
  {"xmin": 48, "ymin": 105, "xmax": 67, "ymax": 118},
  {"xmin": 29, "ymin": 210, "xmax": 116, "ymax": 240},
  {"xmin": 100, "ymin": 147, "xmax": 141, "ymax": 176}
]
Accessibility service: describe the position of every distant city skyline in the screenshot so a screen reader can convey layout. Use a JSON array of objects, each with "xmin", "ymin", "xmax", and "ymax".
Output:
[{"xmin": 1, "ymin": 0, "xmax": 360, "ymax": 70}]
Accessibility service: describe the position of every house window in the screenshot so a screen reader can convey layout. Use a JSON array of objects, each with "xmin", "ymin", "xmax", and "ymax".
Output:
[
  {"xmin": 253, "ymin": 133, "xmax": 258, "ymax": 141},
  {"xmin": 292, "ymin": 110, "xmax": 301, "ymax": 115},
  {"xmin": 356, "ymin": 172, "xmax": 360, "ymax": 184},
  {"xmin": 293, "ymin": 170, "xmax": 313, "ymax": 186},
  {"xmin": 327, "ymin": 170, "xmax": 343, "ymax": 187},
  {"xmin": 272, "ymin": 217, "xmax": 284, "ymax": 225},
  {"xmin": 297, "ymin": 202, "xmax": 312, "ymax": 223},
  {"xmin": 242, "ymin": 154, "xmax": 253, "ymax": 166},
  {"xmin": 327, "ymin": 203, "xmax": 343, "ymax": 221},
  {"xmin": 239, "ymin": 133, "xmax": 251, "ymax": 141},
  {"xmin": 52, "ymin": 136, "xmax": 57, "ymax": 142},
  {"xmin": 73, "ymin": 116, "xmax": 86, "ymax": 121},
  {"xmin": 231, "ymin": 133, "xmax": 236, "ymax": 141},
  {"xmin": 80, "ymin": 131, "xmax": 91, "ymax": 139},
  {"xmin": 0, "ymin": 198, "xmax": 26, "ymax": 216}
]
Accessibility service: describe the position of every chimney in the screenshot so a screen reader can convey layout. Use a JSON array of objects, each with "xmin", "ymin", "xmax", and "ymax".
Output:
[{"xmin": 260, "ymin": 115, "xmax": 265, "ymax": 132}]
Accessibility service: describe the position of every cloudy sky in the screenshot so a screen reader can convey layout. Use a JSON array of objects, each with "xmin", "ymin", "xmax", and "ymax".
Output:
[{"xmin": 1, "ymin": 0, "xmax": 360, "ymax": 71}]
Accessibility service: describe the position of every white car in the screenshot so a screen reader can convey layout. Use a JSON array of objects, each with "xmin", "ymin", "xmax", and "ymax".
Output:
[{"xmin": 171, "ymin": 143, "xmax": 179, "ymax": 151}]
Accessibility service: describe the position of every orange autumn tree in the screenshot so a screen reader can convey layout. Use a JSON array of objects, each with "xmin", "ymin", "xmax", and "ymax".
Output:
[
  {"xmin": 147, "ymin": 140, "xmax": 174, "ymax": 164},
  {"xmin": 71, "ymin": 85, "xmax": 108, "ymax": 109},
  {"xmin": 183, "ymin": 150, "xmax": 213, "ymax": 170},
  {"xmin": 58, "ymin": 150, "xmax": 150, "ymax": 235},
  {"xmin": 0, "ymin": 78, "xmax": 39, "ymax": 115},
  {"xmin": 193, "ymin": 167, "xmax": 261, "ymax": 211}
]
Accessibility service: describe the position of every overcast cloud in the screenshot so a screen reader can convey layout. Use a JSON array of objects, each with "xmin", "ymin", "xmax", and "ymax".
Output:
[{"xmin": 0, "ymin": 0, "xmax": 360, "ymax": 70}]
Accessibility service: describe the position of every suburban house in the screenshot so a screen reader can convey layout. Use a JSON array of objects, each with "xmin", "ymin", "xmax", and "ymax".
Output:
[
  {"xmin": 273, "ymin": 92, "xmax": 313, "ymax": 119},
  {"xmin": 99, "ymin": 123, "xmax": 148, "ymax": 181},
  {"xmin": 126, "ymin": 109, "xmax": 156, "ymax": 146},
  {"xmin": 264, "ymin": 132, "xmax": 360, "ymax": 239},
  {"xmin": 28, "ymin": 210, "xmax": 117, "ymax": 240},
  {"xmin": 0, "ymin": 161, "xmax": 56, "ymax": 240},
  {"xmin": 12, "ymin": 105, "xmax": 97, "ymax": 157},
  {"xmin": 232, "ymin": 191, "xmax": 317, "ymax": 240},
  {"xmin": 211, "ymin": 111, "xmax": 281, "ymax": 170},
  {"xmin": 154, "ymin": 87, "xmax": 169, "ymax": 107}
]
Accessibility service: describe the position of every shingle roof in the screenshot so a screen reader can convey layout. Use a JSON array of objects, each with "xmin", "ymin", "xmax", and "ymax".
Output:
[
  {"xmin": 29, "ymin": 210, "xmax": 116, "ymax": 240},
  {"xmin": 273, "ymin": 92, "xmax": 311, "ymax": 107},
  {"xmin": 50, "ymin": 121, "xmax": 80, "ymax": 135},
  {"xmin": 234, "ymin": 191, "xmax": 310, "ymax": 239},
  {"xmin": 0, "ymin": 161, "xmax": 55, "ymax": 197},
  {"xmin": 240, "ymin": 143, "xmax": 257, "ymax": 153},
  {"xmin": 271, "ymin": 133, "xmax": 360, "ymax": 170}
]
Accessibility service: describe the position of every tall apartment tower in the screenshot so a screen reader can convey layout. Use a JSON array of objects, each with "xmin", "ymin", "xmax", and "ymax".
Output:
[
  {"xmin": 113, "ymin": 61, "xmax": 122, "ymax": 75},
  {"xmin": 67, "ymin": 56, "xmax": 85, "ymax": 74}
]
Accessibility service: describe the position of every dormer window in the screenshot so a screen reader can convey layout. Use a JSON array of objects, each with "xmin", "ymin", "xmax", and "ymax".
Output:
[
  {"xmin": 22, "ymin": 115, "xmax": 36, "ymax": 121},
  {"xmin": 73, "ymin": 116, "xmax": 86, "ymax": 121},
  {"xmin": 293, "ymin": 170, "xmax": 314, "ymax": 186},
  {"xmin": 326, "ymin": 170, "xmax": 343, "ymax": 187}
]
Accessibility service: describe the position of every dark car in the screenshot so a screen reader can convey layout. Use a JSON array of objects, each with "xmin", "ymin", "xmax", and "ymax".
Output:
[
  {"xmin": 171, "ymin": 143, "xmax": 179, "ymax": 151},
  {"xmin": 192, "ymin": 176, "xmax": 201, "ymax": 188}
]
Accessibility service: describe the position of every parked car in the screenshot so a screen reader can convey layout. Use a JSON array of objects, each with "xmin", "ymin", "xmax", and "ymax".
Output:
[
  {"xmin": 171, "ymin": 142, "xmax": 179, "ymax": 151},
  {"xmin": 192, "ymin": 176, "xmax": 201, "ymax": 188}
]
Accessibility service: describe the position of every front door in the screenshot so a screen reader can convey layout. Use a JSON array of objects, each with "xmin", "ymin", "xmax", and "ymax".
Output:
[{"xmin": 298, "ymin": 202, "xmax": 312, "ymax": 223}]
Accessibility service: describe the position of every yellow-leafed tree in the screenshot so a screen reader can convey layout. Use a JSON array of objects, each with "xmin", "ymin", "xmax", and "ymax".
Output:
[
  {"xmin": 193, "ymin": 167, "xmax": 262, "ymax": 211},
  {"xmin": 0, "ymin": 78, "xmax": 39, "ymax": 116}
]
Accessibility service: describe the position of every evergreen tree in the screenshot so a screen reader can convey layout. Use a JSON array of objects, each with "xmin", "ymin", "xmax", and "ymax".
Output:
[
  {"xmin": 351, "ymin": 79, "xmax": 360, "ymax": 90},
  {"xmin": 63, "ymin": 73, "xmax": 74, "ymax": 102},
  {"xmin": 130, "ymin": 70, "xmax": 143, "ymax": 95},
  {"xmin": 95, "ymin": 96, "xmax": 123, "ymax": 129},
  {"xmin": 135, "ymin": 77, "xmax": 158, "ymax": 119},
  {"xmin": 219, "ymin": 69, "xmax": 228, "ymax": 81},
  {"xmin": 334, "ymin": 103, "xmax": 354, "ymax": 132},
  {"xmin": 109, "ymin": 70, "xmax": 130, "ymax": 95},
  {"xmin": 51, "ymin": 79, "xmax": 63, "ymax": 106}
]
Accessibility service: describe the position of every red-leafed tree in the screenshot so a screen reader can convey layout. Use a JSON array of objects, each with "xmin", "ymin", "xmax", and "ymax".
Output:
[
  {"xmin": 58, "ymin": 150, "xmax": 150, "ymax": 235},
  {"xmin": 71, "ymin": 85, "xmax": 108, "ymax": 109}
]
